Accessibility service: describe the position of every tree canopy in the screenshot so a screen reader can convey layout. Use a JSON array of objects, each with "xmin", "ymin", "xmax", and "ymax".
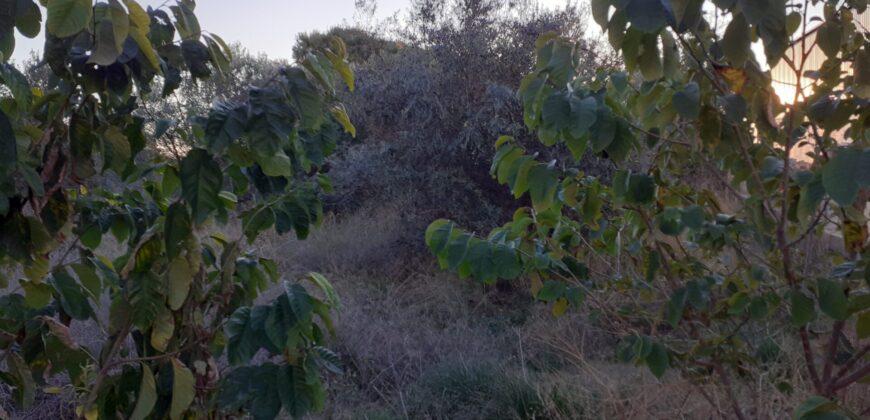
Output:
[
  {"xmin": 428, "ymin": 0, "xmax": 870, "ymax": 417},
  {"xmin": 0, "ymin": 0, "xmax": 354, "ymax": 418}
]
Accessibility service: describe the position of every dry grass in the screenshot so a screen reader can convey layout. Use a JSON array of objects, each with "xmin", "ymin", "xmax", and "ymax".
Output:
[
  {"xmin": 3, "ymin": 200, "xmax": 869, "ymax": 419},
  {"xmin": 259, "ymin": 201, "xmax": 870, "ymax": 420}
]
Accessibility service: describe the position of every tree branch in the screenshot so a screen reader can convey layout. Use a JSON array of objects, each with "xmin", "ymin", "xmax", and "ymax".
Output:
[
  {"xmin": 822, "ymin": 321, "xmax": 845, "ymax": 393},
  {"xmin": 800, "ymin": 326, "xmax": 824, "ymax": 391}
]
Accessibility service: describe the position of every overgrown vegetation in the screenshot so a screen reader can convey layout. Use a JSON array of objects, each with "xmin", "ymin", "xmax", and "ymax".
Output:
[
  {"xmin": 0, "ymin": 0, "xmax": 353, "ymax": 418},
  {"xmin": 318, "ymin": 0, "xmax": 617, "ymax": 239},
  {"xmin": 428, "ymin": 0, "xmax": 870, "ymax": 418},
  {"xmin": 3, "ymin": 0, "xmax": 870, "ymax": 419}
]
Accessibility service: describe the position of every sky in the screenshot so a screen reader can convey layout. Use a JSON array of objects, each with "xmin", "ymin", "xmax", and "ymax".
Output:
[{"xmin": 11, "ymin": 0, "xmax": 572, "ymax": 62}]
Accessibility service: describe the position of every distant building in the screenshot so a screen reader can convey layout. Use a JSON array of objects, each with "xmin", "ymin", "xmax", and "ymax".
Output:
[
  {"xmin": 771, "ymin": 11, "xmax": 870, "ymax": 103},
  {"xmin": 769, "ymin": 11, "xmax": 870, "ymax": 161}
]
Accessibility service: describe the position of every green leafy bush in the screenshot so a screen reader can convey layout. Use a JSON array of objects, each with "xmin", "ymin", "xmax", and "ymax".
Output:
[
  {"xmin": 428, "ymin": 0, "xmax": 870, "ymax": 417},
  {"xmin": 0, "ymin": 1, "xmax": 354, "ymax": 418}
]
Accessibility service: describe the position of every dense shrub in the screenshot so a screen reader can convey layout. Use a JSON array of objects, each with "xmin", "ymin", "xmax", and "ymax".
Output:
[
  {"xmin": 327, "ymin": 0, "xmax": 617, "ymax": 238},
  {"xmin": 408, "ymin": 361, "xmax": 544, "ymax": 419},
  {"xmin": 294, "ymin": 26, "xmax": 401, "ymax": 64}
]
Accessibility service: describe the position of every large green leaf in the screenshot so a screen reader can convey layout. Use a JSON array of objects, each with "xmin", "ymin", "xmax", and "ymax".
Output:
[
  {"xmin": 284, "ymin": 67, "xmax": 325, "ymax": 130},
  {"xmin": 793, "ymin": 396, "xmax": 839, "ymax": 420},
  {"xmin": 46, "ymin": 0, "xmax": 92, "ymax": 38},
  {"xmin": 590, "ymin": 107, "xmax": 617, "ymax": 153},
  {"xmin": 604, "ymin": 119, "xmax": 636, "ymax": 161},
  {"xmin": 666, "ymin": 287, "xmax": 687, "ymax": 327},
  {"xmin": 217, "ymin": 364, "xmax": 285, "ymax": 418},
  {"xmin": 167, "ymin": 257, "xmax": 191, "ymax": 311},
  {"xmin": 242, "ymin": 206, "xmax": 276, "ymax": 243},
  {"xmin": 0, "ymin": 109, "xmax": 16, "ymax": 173},
  {"xmin": 425, "ymin": 219, "xmax": 453, "ymax": 255},
  {"xmin": 71, "ymin": 262, "xmax": 101, "ymax": 300},
  {"xmin": 1, "ymin": 63, "xmax": 33, "ymax": 109},
  {"xmin": 128, "ymin": 271, "xmax": 165, "ymax": 329},
  {"xmin": 130, "ymin": 363, "xmax": 158, "ymax": 420},
  {"xmin": 181, "ymin": 148, "xmax": 224, "ymax": 224},
  {"xmin": 537, "ymin": 37, "xmax": 575, "ymax": 86},
  {"xmin": 537, "ymin": 281, "xmax": 566, "ymax": 302},
  {"xmin": 722, "ymin": 13, "xmax": 751, "ymax": 66},
  {"xmin": 14, "ymin": 0, "xmax": 42, "ymax": 39},
  {"xmin": 88, "ymin": 16, "xmax": 121, "ymax": 65},
  {"xmin": 568, "ymin": 95, "xmax": 598, "ymax": 137},
  {"xmin": 463, "ymin": 239, "xmax": 496, "ymax": 283},
  {"xmin": 527, "ymin": 163, "xmax": 559, "ymax": 212},
  {"xmin": 673, "ymin": 82, "xmax": 700, "ymax": 119},
  {"xmin": 305, "ymin": 272, "xmax": 339, "ymax": 309},
  {"xmin": 278, "ymin": 364, "xmax": 313, "ymax": 418},
  {"xmin": 817, "ymin": 279, "xmax": 848, "ymax": 321},
  {"xmin": 816, "ymin": 21, "xmax": 842, "ymax": 58},
  {"xmin": 0, "ymin": 7, "xmax": 12, "ymax": 60},
  {"xmin": 164, "ymin": 202, "xmax": 192, "ymax": 260},
  {"xmin": 822, "ymin": 147, "xmax": 870, "ymax": 206},
  {"xmin": 170, "ymin": 358, "xmax": 196, "ymax": 420},
  {"xmin": 249, "ymin": 369, "xmax": 282, "ymax": 420},
  {"xmin": 790, "ymin": 291, "xmax": 817, "ymax": 326},
  {"xmin": 637, "ymin": 34, "xmax": 662, "ymax": 80},
  {"xmin": 51, "ymin": 270, "xmax": 92, "ymax": 320},
  {"xmin": 107, "ymin": 0, "xmax": 128, "ymax": 47},
  {"xmin": 798, "ymin": 174, "xmax": 825, "ymax": 221},
  {"xmin": 205, "ymin": 102, "xmax": 247, "ymax": 153},
  {"xmin": 626, "ymin": 174, "xmax": 656, "ymax": 204},
  {"xmin": 625, "ymin": 0, "xmax": 668, "ymax": 33},
  {"xmin": 591, "ymin": 0, "xmax": 610, "ymax": 27},
  {"xmin": 256, "ymin": 151, "xmax": 293, "ymax": 177},
  {"xmin": 645, "ymin": 341, "xmax": 669, "ymax": 378},
  {"xmin": 670, "ymin": 0, "xmax": 703, "ymax": 32},
  {"xmin": 542, "ymin": 93, "xmax": 572, "ymax": 132},
  {"xmin": 6, "ymin": 353, "xmax": 35, "ymax": 408},
  {"xmin": 102, "ymin": 126, "xmax": 131, "ymax": 175},
  {"xmin": 225, "ymin": 307, "xmax": 258, "ymax": 365},
  {"xmin": 182, "ymin": 39, "xmax": 213, "ymax": 79},
  {"xmin": 283, "ymin": 283, "xmax": 313, "ymax": 323}
]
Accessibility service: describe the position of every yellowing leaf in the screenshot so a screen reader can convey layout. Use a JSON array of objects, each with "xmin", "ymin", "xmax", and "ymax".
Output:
[
  {"xmin": 325, "ymin": 37, "xmax": 354, "ymax": 92},
  {"xmin": 83, "ymin": 405, "xmax": 98, "ymax": 420},
  {"xmin": 125, "ymin": 0, "xmax": 161, "ymax": 72},
  {"xmin": 843, "ymin": 218, "xmax": 868, "ymax": 256},
  {"xmin": 21, "ymin": 279, "xmax": 52, "ymax": 308},
  {"xmin": 23, "ymin": 255, "xmax": 50, "ymax": 283},
  {"xmin": 714, "ymin": 65, "xmax": 748, "ymax": 94},
  {"xmin": 150, "ymin": 307, "xmax": 175, "ymax": 352},
  {"xmin": 170, "ymin": 358, "xmax": 196, "ymax": 420},
  {"xmin": 552, "ymin": 297, "xmax": 569, "ymax": 317},
  {"xmin": 130, "ymin": 364, "xmax": 157, "ymax": 420},
  {"xmin": 167, "ymin": 257, "xmax": 192, "ymax": 311},
  {"xmin": 39, "ymin": 316, "xmax": 80, "ymax": 350},
  {"xmin": 330, "ymin": 105, "xmax": 356, "ymax": 138}
]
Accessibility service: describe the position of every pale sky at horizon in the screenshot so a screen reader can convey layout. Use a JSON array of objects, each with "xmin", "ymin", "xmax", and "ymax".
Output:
[{"xmin": 10, "ymin": 0, "xmax": 574, "ymax": 62}]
